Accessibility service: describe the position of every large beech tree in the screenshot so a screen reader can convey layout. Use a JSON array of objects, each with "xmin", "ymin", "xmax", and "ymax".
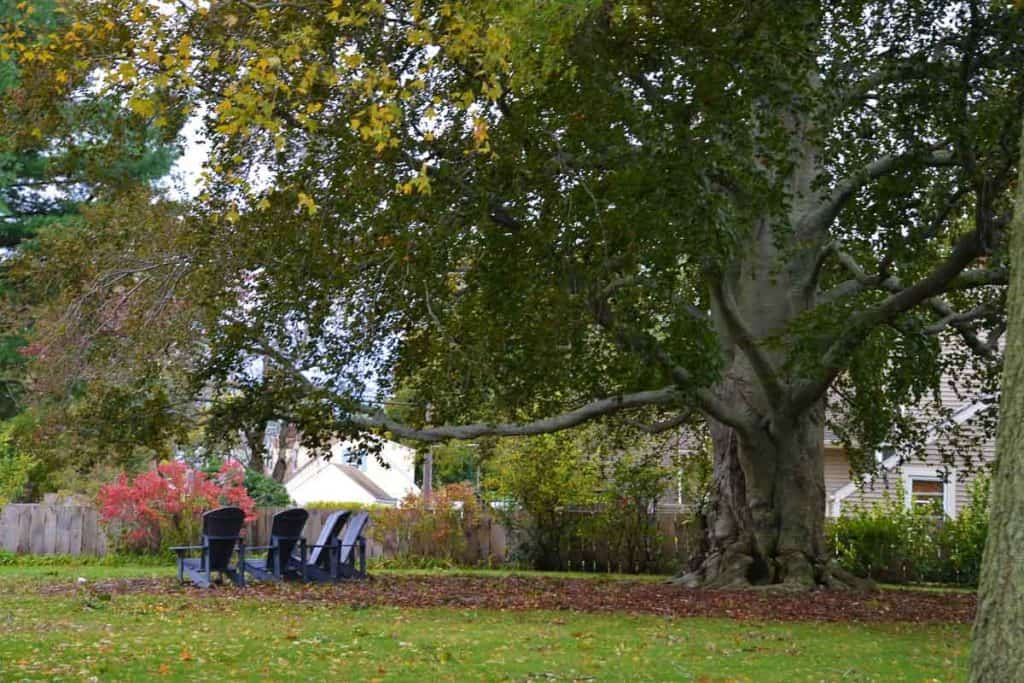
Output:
[{"xmin": 8, "ymin": 1, "xmax": 1023, "ymax": 588}]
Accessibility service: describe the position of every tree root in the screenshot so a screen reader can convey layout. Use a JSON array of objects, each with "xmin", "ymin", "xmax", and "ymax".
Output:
[{"xmin": 668, "ymin": 554, "xmax": 877, "ymax": 592}]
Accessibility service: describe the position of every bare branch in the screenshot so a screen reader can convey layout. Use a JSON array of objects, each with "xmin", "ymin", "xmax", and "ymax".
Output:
[
  {"xmin": 800, "ymin": 149, "xmax": 957, "ymax": 234},
  {"xmin": 948, "ymin": 267, "xmax": 1009, "ymax": 290},
  {"xmin": 922, "ymin": 304, "xmax": 994, "ymax": 335}
]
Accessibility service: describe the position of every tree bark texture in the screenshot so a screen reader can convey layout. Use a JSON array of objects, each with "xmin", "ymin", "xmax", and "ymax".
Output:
[
  {"xmin": 969, "ymin": 122, "xmax": 1024, "ymax": 682},
  {"xmin": 678, "ymin": 399, "xmax": 840, "ymax": 589}
]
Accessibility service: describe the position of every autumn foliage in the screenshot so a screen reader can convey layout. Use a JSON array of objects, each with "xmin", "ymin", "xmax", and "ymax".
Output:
[
  {"xmin": 97, "ymin": 461, "xmax": 255, "ymax": 554},
  {"xmin": 370, "ymin": 483, "xmax": 490, "ymax": 567}
]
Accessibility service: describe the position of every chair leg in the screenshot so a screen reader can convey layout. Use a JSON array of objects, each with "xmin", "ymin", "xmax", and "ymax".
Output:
[{"xmin": 238, "ymin": 543, "xmax": 246, "ymax": 588}]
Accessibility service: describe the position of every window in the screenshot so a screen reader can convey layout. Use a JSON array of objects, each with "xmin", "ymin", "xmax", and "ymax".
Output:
[
  {"xmin": 902, "ymin": 465, "xmax": 956, "ymax": 517},
  {"xmin": 910, "ymin": 478, "xmax": 944, "ymax": 509}
]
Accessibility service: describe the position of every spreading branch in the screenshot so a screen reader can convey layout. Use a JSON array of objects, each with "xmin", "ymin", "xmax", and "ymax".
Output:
[
  {"xmin": 247, "ymin": 328, "xmax": 698, "ymax": 444},
  {"xmin": 800, "ymin": 148, "xmax": 957, "ymax": 234},
  {"xmin": 349, "ymin": 387, "xmax": 687, "ymax": 443},
  {"xmin": 792, "ymin": 227, "xmax": 989, "ymax": 413}
]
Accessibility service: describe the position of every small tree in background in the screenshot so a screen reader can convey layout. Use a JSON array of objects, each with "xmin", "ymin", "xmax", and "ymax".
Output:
[{"xmin": 97, "ymin": 461, "xmax": 255, "ymax": 554}]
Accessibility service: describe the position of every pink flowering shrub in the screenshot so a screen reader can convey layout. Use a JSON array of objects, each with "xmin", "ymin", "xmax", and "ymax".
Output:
[{"xmin": 97, "ymin": 461, "xmax": 256, "ymax": 554}]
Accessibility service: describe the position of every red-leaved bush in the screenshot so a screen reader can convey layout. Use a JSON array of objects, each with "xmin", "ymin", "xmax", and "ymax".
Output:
[{"xmin": 97, "ymin": 460, "xmax": 256, "ymax": 554}]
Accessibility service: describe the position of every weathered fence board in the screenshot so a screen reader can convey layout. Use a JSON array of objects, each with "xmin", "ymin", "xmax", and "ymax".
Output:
[{"xmin": 0, "ymin": 505, "xmax": 106, "ymax": 556}]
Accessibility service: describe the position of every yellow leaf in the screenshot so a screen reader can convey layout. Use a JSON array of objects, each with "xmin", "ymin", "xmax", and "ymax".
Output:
[
  {"xmin": 297, "ymin": 192, "xmax": 318, "ymax": 215},
  {"xmin": 129, "ymin": 97, "xmax": 156, "ymax": 118}
]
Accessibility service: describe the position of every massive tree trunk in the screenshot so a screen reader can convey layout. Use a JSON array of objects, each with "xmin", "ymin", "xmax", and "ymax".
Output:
[
  {"xmin": 678, "ymin": 401, "xmax": 838, "ymax": 590},
  {"xmin": 969, "ymin": 122, "xmax": 1024, "ymax": 682}
]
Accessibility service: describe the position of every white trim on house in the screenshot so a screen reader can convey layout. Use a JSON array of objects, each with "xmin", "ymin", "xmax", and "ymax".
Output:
[
  {"xmin": 901, "ymin": 464, "xmax": 957, "ymax": 517},
  {"xmin": 828, "ymin": 394, "xmax": 993, "ymax": 516}
]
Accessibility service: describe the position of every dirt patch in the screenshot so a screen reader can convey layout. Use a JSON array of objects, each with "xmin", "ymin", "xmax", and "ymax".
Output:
[{"xmin": 31, "ymin": 574, "xmax": 976, "ymax": 623}]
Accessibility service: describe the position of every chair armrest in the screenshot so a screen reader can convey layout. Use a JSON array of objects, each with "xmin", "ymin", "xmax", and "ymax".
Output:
[
  {"xmin": 169, "ymin": 545, "xmax": 202, "ymax": 557},
  {"xmin": 305, "ymin": 542, "xmax": 341, "ymax": 550}
]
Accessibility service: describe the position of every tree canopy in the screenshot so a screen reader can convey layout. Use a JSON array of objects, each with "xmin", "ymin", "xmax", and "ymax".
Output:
[{"xmin": 4, "ymin": 0, "xmax": 1022, "ymax": 585}]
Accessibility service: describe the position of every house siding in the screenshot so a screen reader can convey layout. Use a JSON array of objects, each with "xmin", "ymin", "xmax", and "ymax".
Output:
[
  {"xmin": 829, "ymin": 374, "xmax": 996, "ymax": 518},
  {"xmin": 824, "ymin": 447, "xmax": 851, "ymax": 498},
  {"xmin": 830, "ymin": 437, "xmax": 994, "ymax": 518}
]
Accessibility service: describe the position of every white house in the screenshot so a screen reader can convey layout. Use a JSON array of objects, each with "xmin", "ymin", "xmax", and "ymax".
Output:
[{"xmin": 279, "ymin": 436, "xmax": 420, "ymax": 506}]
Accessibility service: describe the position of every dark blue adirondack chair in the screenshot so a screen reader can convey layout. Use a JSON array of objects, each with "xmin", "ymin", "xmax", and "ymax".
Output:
[
  {"xmin": 329, "ymin": 510, "xmax": 369, "ymax": 580},
  {"xmin": 242, "ymin": 508, "xmax": 309, "ymax": 582},
  {"xmin": 293, "ymin": 510, "xmax": 369, "ymax": 581},
  {"xmin": 171, "ymin": 506, "xmax": 247, "ymax": 588},
  {"xmin": 290, "ymin": 509, "xmax": 348, "ymax": 580}
]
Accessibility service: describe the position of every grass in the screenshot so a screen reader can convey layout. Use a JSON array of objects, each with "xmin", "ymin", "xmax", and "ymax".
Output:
[{"xmin": 0, "ymin": 564, "xmax": 972, "ymax": 682}]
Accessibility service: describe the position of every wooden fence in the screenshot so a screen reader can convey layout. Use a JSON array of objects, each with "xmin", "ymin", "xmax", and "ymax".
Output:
[
  {"xmin": 0, "ymin": 504, "xmax": 700, "ymax": 573},
  {"xmin": 1, "ymin": 505, "xmax": 109, "ymax": 556},
  {"xmin": 0, "ymin": 504, "xmax": 504, "ymax": 561}
]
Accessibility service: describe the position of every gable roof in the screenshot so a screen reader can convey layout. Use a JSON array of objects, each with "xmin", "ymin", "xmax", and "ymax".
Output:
[
  {"xmin": 285, "ymin": 457, "xmax": 399, "ymax": 505},
  {"xmin": 335, "ymin": 463, "xmax": 397, "ymax": 504}
]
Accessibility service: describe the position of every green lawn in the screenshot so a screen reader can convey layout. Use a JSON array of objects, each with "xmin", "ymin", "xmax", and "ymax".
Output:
[{"xmin": 0, "ymin": 565, "xmax": 970, "ymax": 682}]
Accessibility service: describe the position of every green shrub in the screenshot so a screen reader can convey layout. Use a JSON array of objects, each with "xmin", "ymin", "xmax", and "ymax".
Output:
[
  {"xmin": 241, "ymin": 468, "xmax": 292, "ymax": 506},
  {"xmin": 828, "ymin": 474, "xmax": 990, "ymax": 586},
  {"xmin": 200, "ymin": 460, "xmax": 292, "ymax": 507}
]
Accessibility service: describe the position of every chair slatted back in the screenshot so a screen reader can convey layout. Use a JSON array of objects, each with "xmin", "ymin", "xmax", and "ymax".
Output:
[
  {"xmin": 307, "ymin": 510, "xmax": 350, "ymax": 568},
  {"xmin": 337, "ymin": 511, "xmax": 370, "ymax": 565},
  {"xmin": 266, "ymin": 508, "xmax": 309, "ymax": 570},
  {"xmin": 202, "ymin": 507, "xmax": 245, "ymax": 571}
]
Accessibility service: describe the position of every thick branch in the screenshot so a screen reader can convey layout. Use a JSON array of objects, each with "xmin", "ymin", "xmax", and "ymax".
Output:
[
  {"xmin": 248, "ymin": 331, "xmax": 700, "ymax": 443},
  {"xmin": 792, "ymin": 228, "xmax": 987, "ymax": 413},
  {"xmin": 800, "ymin": 149, "xmax": 956, "ymax": 234},
  {"xmin": 711, "ymin": 280, "xmax": 786, "ymax": 406},
  {"xmin": 350, "ymin": 387, "xmax": 686, "ymax": 443}
]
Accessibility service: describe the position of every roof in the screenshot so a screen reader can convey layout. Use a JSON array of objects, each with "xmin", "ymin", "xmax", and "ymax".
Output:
[
  {"xmin": 334, "ymin": 464, "xmax": 397, "ymax": 504},
  {"xmin": 285, "ymin": 458, "xmax": 399, "ymax": 505}
]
